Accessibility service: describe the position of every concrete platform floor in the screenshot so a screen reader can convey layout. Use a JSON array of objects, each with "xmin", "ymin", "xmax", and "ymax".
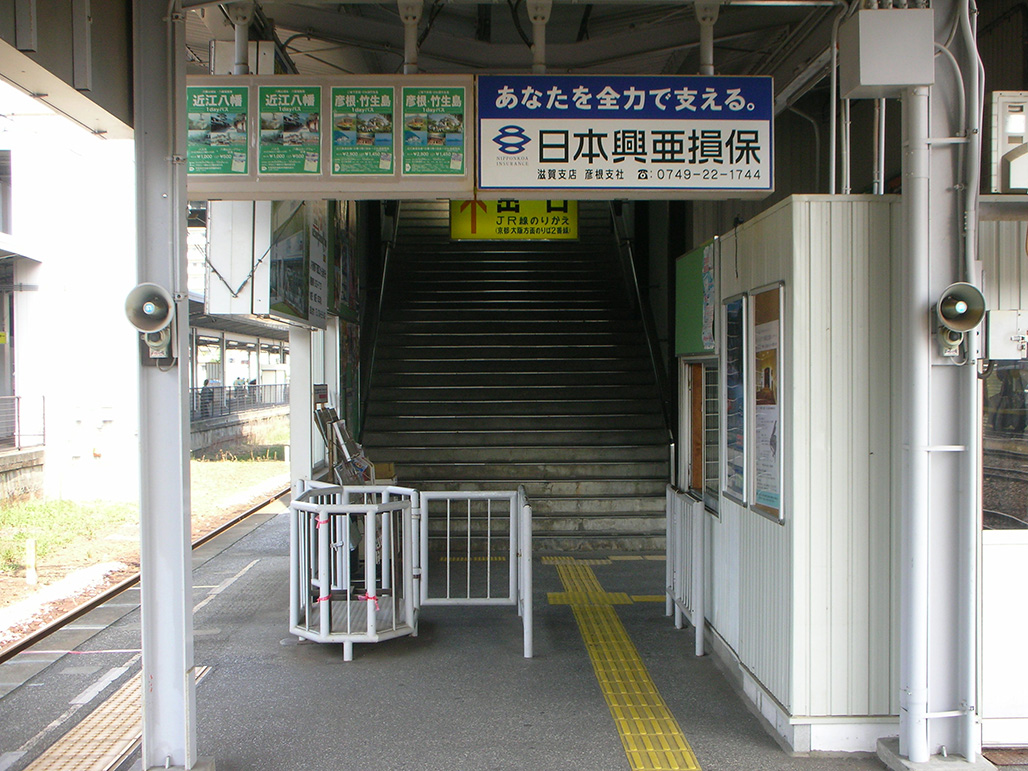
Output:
[{"xmin": 1, "ymin": 504, "xmax": 900, "ymax": 771}]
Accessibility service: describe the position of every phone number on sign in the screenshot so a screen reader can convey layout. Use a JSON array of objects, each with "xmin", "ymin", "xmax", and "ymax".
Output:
[{"xmin": 646, "ymin": 167, "xmax": 762, "ymax": 182}]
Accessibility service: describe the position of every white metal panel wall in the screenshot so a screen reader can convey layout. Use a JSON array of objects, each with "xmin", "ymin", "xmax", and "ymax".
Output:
[
  {"xmin": 708, "ymin": 195, "xmax": 899, "ymax": 718},
  {"xmin": 717, "ymin": 197, "xmax": 795, "ymax": 707},
  {"xmin": 979, "ymin": 219, "xmax": 1028, "ymax": 310},
  {"xmin": 790, "ymin": 198, "xmax": 898, "ymax": 718}
]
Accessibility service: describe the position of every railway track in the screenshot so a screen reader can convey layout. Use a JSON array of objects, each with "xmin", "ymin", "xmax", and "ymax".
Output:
[
  {"xmin": 0, "ymin": 486, "xmax": 290, "ymax": 665},
  {"xmin": 983, "ymin": 447, "xmax": 1028, "ymax": 529}
]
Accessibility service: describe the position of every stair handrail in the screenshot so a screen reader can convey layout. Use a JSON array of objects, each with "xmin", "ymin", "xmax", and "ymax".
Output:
[
  {"xmin": 359, "ymin": 201, "xmax": 402, "ymax": 442},
  {"xmin": 608, "ymin": 202, "xmax": 676, "ymax": 484}
]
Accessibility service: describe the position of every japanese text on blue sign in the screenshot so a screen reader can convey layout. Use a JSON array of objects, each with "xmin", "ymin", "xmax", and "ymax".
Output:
[{"xmin": 477, "ymin": 75, "xmax": 773, "ymax": 193}]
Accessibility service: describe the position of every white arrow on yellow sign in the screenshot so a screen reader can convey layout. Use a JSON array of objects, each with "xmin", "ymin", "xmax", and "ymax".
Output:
[{"xmin": 449, "ymin": 200, "xmax": 578, "ymax": 240}]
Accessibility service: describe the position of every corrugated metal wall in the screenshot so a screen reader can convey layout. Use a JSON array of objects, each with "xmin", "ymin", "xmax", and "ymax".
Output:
[
  {"xmin": 980, "ymin": 219, "xmax": 1028, "ymax": 310},
  {"xmin": 708, "ymin": 196, "xmax": 899, "ymax": 718}
]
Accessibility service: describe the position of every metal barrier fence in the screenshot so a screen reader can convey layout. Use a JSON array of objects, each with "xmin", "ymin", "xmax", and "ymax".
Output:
[
  {"xmin": 420, "ymin": 487, "xmax": 533, "ymax": 658},
  {"xmin": 289, "ymin": 481, "xmax": 534, "ymax": 660},
  {"xmin": 0, "ymin": 395, "xmax": 44, "ymax": 450},
  {"xmin": 666, "ymin": 484, "xmax": 705, "ymax": 657},
  {"xmin": 191, "ymin": 383, "xmax": 289, "ymax": 421},
  {"xmin": 289, "ymin": 481, "xmax": 419, "ymax": 662}
]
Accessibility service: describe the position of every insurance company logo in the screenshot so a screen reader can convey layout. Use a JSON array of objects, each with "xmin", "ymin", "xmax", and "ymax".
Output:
[{"xmin": 492, "ymin": 125, "xmax": 531, "ymax": 155}]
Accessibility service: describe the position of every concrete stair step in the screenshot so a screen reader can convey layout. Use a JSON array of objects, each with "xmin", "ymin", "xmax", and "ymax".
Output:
[
  {"xmin": 367, "ymin": 399, "xmax": 660, "ymax": 417},
  {"xmin": 528, "ymin": 496, "xmax": 666, "ymax": 515},
  {"xmin": 368, "ymin": 371, "xmax": 657, "ymax": 387},
  {"xmin": 375, "ymin": 357, "xmax": 650, "ymax": 375},
  {"xmin": 385, "ymin": 308, "xmax": 637, "ymax": 321},
  {"xmin": 363, "ymin": 428, "xmax": 668, "ymax": 447},
  {"xmin": 377, "ymin": 331, "xmax": 644, "ymax": 347},
  {"xmin": 369, "ymin": 384, "xmax": 661, "ymax": 401},
  {"xmin": 370, "ymin": 414, "xmax": 664, "ymax": 432},
  {"xmin": 392, "ymin": 461, "xmax": 667, "ymax": 480},
  {"xmin": 530, "ymin": 532, "xmax": 666, "ymax": 552},
  {"xmin": 376, "ymin": 343, "xmax": 648, "ymax": 360},
  {"xmin": 371, "ymin": 445, "xmax": 668, "ymax": 464},
  {"xmin": 531, "ymin": 513, "xmax": 666, "ymax": 534},
  {"xmin": 404, "ymin": 479, "xmax": 665, "ymax": 497}
]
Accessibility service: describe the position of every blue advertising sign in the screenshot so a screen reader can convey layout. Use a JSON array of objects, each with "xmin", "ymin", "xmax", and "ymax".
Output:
[{"xmin": 478, "ymin": 75, "xmax": 773, "ymax": 194}]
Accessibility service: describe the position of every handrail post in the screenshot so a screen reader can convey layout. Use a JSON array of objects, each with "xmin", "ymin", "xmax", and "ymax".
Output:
[
  {"xmin": 665, "ymin": 484, "xmax": 674, "ymax": 617},
  {"xmin": 521, "ymin": 497, "xmax": 533, "ymax": 659}
]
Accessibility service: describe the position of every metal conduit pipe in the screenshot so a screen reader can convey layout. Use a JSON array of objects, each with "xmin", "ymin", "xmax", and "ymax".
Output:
[
  {"xmin": 527, "ymin": 0, "xmax": 552, "ymax": 74},
  {"xmin": 841, "ymin": 97, "xmax": 852, "ymax": 193},
  {"xmin": 226, "ymin": 1, "xmax": 255, "ymax": 75},
  {"xmin": 695, "ymin": 1, "xmax": 721, "ymax": 75},
  {"xmin": 873, "ymin": 98, "xmax": 886, "ymax": 194},
  {"xmin": 788, "ymin": 106, "xmax": 821, "ymax": 191},
  {"xmin": 899, "ymin": 84, "xmax": 931, "ymax": 765},
  {"xmin": 957, "ymin": 0, "xmax": 984, "ymax": 760},
  {"xmin": 398, "ymin": 0, "xmax": 422, "ymax": 73}
]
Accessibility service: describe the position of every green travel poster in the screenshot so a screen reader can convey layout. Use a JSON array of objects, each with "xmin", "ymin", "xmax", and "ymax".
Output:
[
  {"xmin": 401, "ymin": 86, "xmax": 465, "ymax": 175},
  {"xmin": 187, "ymin": 86, "xmax": 248, "ymax": 175},
  {"xmin": 258, "ymin": 86, "xmax": 322, "ymax": 174},
  {"xmin": 331, "ymin": 87, "xmax": 394, "ymax": 175}
]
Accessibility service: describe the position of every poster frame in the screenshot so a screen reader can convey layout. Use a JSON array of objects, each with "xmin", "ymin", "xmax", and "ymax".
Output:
[
  {"xmin": 750, "ymin": 281, "xmax": 785, "ymax": 524},
  {"xmin": 721, "ymin": 292, "xmax": 748, "ymax": 507}
]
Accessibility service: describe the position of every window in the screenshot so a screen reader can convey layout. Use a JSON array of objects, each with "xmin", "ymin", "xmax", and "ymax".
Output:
[{"xmin": 686, "ymin": 360, "xmax": 719, "ymax": 514}]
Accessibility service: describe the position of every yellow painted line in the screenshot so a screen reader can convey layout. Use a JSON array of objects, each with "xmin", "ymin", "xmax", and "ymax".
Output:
[
  {"xmin": 609, "ymin": 555, "xmax": 646, "ymax": 561},
  {"xmin": 631, "ymin": 595, "xmax": 668, "ymax": 603},
  {"xmin": 644, "ymin": 556, "xmax": 666, "ymax": 562},
  {"xmin": 542, "ymin": 556, "xmax": 611, "ymax": 566},
  {"xmin": 548, "ymin": 591, "xmax": 632, "ymax": 605},
  {"xmin": 555, "ymin": 564, "xmax": 701, "ymax": 771},
  {"xmin": 440, "ymin": 555, "xmax": 507, "ymax": 562},
  {"xmin": 26, "ymin": 667, "xmax": 211, "ymax": 771}
]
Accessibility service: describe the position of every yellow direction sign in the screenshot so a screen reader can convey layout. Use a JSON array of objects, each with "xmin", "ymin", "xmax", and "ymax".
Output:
[{"xmin": 450, "ymin": 200, "xmax": 578, "ymax": 240}]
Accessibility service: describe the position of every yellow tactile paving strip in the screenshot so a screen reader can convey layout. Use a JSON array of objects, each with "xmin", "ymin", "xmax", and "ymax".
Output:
[
  {"xmin": 26, "ymin": 667, "xmax": 211, "ymax": 771},
  {"xmin": 542, "ymin": 556, "xmax": 612, "ymax": 566},
  {"xmin": 553, "ymin": 560, "xmax": 701, "ymax": 771}
]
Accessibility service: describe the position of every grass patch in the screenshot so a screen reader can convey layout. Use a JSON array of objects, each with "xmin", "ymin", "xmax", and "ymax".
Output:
[
  {"xmin": 192, "ymin": 444, "xmax": 287, "ymax": 462},
  {"xmin": 190, "ymin": 455, "xmax": 289, "ymax": 520},
  {"xmin": 0, "ymin": 500, "xmax": 138, "ymax": 573},
  {"xmin": 0, "ymin": 453, "xmax": 289, "ymax": 576}
]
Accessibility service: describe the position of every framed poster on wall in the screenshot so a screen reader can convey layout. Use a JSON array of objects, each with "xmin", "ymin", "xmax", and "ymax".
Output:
[
  {"xmin": 751, "ymin": 283, "xmax": 783, "ymax": 521},
  {"xmin": 722, "ymin": 294, "xmax": 747, "ymax": 505}
]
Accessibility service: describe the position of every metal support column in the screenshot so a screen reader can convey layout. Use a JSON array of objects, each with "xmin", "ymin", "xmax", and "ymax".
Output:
[
  {"xmin": 289, "ymin": 325, "xmax": 313, "ymax": 496},
  {"xmin": 133, "ymin": 2, "xmax": 212, "ymax": 769},
  {"xmin": 899, "ymin": 83, "xmax": 931, "ymax": 766}
]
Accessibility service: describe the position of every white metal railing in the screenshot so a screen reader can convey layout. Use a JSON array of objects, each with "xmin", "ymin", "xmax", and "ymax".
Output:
[
  {"xmin": 289, "ymin": 482, "xmax": 420, "ymax": 661},
  {"xmin": 666, "ymin": 484, "xmax": 705, "ymax": 656},
  {"xmin": 419, "ymin": 487, "xmax": 533, "ymax": 658},
  {"xmin": 289, "ymin": 481, "xmax": 533, "ymax": 660}
]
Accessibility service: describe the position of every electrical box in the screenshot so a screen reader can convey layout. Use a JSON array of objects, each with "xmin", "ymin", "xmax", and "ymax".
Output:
[
  {"xmin": 990, "ymin": 92, "xmax": 1028, "ymax": 193},
  {"xmin": 839, "ymin": 9, "xmax": 935, "ymax": 100},
  {"xmin": 986, "ymin": 310, "xmax": 1028, "ymax": 360}
]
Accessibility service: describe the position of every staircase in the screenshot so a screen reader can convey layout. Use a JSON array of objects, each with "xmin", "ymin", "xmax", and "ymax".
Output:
[{"xmin": 361, "ymin": 200, "xmax": 669, "ymax": 551}]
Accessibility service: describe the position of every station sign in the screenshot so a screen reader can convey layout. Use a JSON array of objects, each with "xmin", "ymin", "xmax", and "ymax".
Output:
[
  {"xmin": 449, "ymin": 200, "xmax": 578, "ymax": 240},
  {"xmin": 477, "ymin": 75, "xmax": 773, "ymax": 197}
]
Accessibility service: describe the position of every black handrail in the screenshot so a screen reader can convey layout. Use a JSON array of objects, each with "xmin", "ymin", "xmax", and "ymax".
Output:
[
  {"xmin": 608, "ymin": 202, "xmax": 675, "ymax": 467},
  {"xmin": 358, "ymin": 201, "xmax": 402, "ymax": 442}
]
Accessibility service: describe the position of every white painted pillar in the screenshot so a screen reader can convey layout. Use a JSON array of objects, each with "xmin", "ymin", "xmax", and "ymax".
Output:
[
  {"xmin": 132, "ymin": 2, "xmax": 209, "ymax": 769},
  {"xmin": 290, "ymin": 326, "xmax": 313, "ymax": 496},
  {"xmin": 899, "ymin": 84, "xmax": 931, "ymax": 765},
  {"xmin": 527, "ymin": 0, "xmax": 552, "ymax": 74},
  {"xmin": 398, "ymin": 0, "xmax": 422, "ymax": 75}
]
